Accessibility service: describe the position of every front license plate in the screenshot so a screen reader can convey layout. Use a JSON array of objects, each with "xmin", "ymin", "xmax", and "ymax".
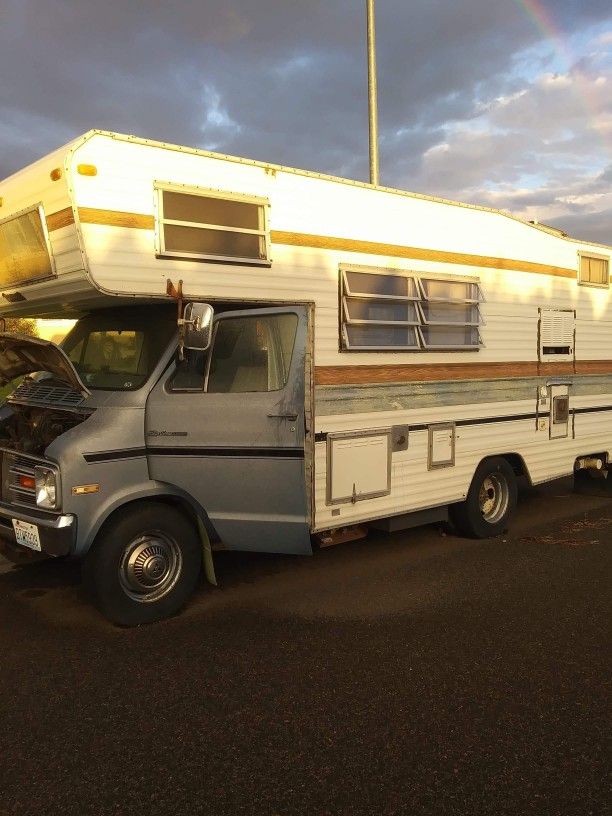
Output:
[{"xmin": 12, "ymin": 519, "xmax": 42, "ymax": 551}]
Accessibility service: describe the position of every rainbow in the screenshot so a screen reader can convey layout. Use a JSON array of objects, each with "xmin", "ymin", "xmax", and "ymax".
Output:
[
  {"xmin": 514, "ymin": 0, "xmax": 610, "ymax": 155},
  {"xmin": 514, "ymin": 0, "xmax": 573, "ymax": 67}
]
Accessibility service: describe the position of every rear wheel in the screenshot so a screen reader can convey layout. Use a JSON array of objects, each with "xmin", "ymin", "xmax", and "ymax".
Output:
[
  {"xmin": 451, "ymin": 457, "xmax": 517, "ymax": 538},
  {"xmin": 82, "ymin": 503, "xmax": 202, "ymax": 626}
]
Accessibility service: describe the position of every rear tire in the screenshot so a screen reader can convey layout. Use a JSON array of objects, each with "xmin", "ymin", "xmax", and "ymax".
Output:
[
  {"xmin": 82, "ymin": 503, "xmax": 202, "ymax": 626},
  {"xmin": 451, "ymin": 457, "xmax": 517, "ymax": 538}
]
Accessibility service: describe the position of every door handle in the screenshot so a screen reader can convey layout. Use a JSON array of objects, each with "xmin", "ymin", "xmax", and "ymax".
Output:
[{"xmin": 267, "ymin": 413, "xmax": 298, "ymax": 421}]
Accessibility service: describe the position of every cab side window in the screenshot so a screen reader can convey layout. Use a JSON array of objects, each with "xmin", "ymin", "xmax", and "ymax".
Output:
[{"xmin": 207, "ymin": 314, "xmax": 298, "ymax": 394}]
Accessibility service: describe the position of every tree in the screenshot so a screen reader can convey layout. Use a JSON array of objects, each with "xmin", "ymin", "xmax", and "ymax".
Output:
[{"xmin": 3, "ymin": 317, "xmax": 38, "ymax": 336}]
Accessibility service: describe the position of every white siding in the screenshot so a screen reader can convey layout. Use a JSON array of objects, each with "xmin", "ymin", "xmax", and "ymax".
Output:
[
  {"xmin": 68, "ymin": 133, "xmax": 611, "ymax": 369},
  {"xmin": 313, "ymin": 396, "xmax": 612, "ymax": 530}
]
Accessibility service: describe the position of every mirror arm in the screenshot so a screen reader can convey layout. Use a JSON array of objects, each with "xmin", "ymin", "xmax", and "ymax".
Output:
[{"xmin": 167, "ymin": 278, "xmax": 185, "ymax": 360}]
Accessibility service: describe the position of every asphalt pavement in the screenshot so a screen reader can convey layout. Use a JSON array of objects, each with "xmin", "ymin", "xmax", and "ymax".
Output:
[{"xmin": 0, "ymin": 478, "xmax": 610, "ymax": 816}]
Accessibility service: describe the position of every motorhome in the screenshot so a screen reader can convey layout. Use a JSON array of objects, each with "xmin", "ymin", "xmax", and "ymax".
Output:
[{"xmin": 0, "ymin": 130, "xmax": 610, "ymax": 625}]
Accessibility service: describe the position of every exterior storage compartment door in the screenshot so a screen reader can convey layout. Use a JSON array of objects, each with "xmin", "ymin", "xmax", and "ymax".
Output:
[
  {"xmin": 549, "ymin": 383, "xmax": 570, "ymax": 440},
  {"xmin": 145, "ymin": 305, "xmax": 311, "ymax": 554}
]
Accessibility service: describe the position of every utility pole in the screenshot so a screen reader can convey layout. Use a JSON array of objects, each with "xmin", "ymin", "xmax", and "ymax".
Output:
[{"xmin": 366, "ymin": 0, "xmax": 380, "ymax": 186}]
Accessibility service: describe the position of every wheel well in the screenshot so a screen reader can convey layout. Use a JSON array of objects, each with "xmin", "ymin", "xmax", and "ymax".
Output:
[
  {"xmin": 94, "ymin": 496, "xmax": 218, "ymax": 547},
  {"xmin": 481, "ymin": 453, "xmax": 531, "ymax": 485}
]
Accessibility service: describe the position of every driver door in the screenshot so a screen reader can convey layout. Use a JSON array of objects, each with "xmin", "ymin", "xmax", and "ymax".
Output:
[{"xmin": 145, "ymin": 306, "xmax": 311, "ymax": 554}]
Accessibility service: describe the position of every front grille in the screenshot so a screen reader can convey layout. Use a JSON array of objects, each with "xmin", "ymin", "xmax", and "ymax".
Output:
[
  {"xmin": 8, "ymin": 379, "xmax": 85, "ymax": 410},
  {"xmin": 1, "ymin": 451, "xmax": 39, "ymax": 509}
]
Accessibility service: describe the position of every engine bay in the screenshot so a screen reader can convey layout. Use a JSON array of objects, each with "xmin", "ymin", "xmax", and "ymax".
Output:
[{"xmin": 0, "ymin": 402, "xmax": 88, "ymax": 456}]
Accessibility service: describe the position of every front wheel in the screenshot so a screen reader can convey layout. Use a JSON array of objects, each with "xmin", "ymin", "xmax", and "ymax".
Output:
[
  {"xmin": 82, "ymin": 503, "xmax": 202, "ymax": 626},
  {"xmin": 450, "ymin": 457, "xmax": 517, "ymax": 538}
]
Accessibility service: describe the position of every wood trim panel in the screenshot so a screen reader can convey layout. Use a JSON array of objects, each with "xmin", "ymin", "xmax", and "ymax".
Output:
[
  {"xmin": 46, "ymin": 208, "xmax": 75, "ymax": 232},
  {"xmin": 78, "ymin": 207, "xmax": 155, "ymax": 230},
  {"xmin": 315, "ymin": 360, "xmax": 612, "ymax": 385},
  {"xmin": 271, "ymin": 230, "xmax": 577, "ymax": 279},
  {"xmin": 46, "ymin": 208, "xmax": 579, "ymax": 281}
]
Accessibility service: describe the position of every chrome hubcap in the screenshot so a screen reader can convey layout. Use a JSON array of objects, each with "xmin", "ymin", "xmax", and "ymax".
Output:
[
  {"xmin": 119, "ymin": 533, "xmax": 182, "ymax": 603},
  {"xmin": 478, "ymin": 474, "xmax": 509, "ymax": 524}
]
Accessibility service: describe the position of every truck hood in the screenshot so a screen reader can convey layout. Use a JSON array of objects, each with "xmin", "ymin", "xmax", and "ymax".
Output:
[{"xmin": 0, "ymin": 333, "xmax": 90, "ymax": 397}]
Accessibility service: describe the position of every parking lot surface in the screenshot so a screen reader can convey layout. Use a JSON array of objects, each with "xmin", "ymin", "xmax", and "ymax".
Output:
[{"xmin": 0, "ymin": 478, "xmax": 610, "ymax": 816}]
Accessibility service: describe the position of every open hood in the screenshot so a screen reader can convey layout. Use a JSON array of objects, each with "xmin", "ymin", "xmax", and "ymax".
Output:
[{"xmin": 0, "ymin": 333, "xmax": 90, "ymax": 397}]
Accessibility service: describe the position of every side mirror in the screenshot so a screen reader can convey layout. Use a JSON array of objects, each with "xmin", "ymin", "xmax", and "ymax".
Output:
[{"xmin": 180, "ymin": 302, "xmax": 214, "ymax": 351}]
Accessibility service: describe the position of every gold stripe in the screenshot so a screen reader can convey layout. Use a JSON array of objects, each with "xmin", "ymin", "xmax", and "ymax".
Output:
[
  {"xmin": 47, "ymin": 207, "xmax": 154, "ymax": 231},
  {"xmin": 271, "ymin": 230, "xmax": 577, "ymax": 279},
  {"xmin": 46, "ymin": 208, "xmax": 75, "ymax": 231},
  {"xmin": 46, "ymin": 209, "xmax": 579, "ymax": 280},
  {"xmin": 78, "ymin": 207, "xmax": 155, "ymax": 230},
  {"xmin": 315, "ymin": 360, "xmax": 612, "ymax": 386}
]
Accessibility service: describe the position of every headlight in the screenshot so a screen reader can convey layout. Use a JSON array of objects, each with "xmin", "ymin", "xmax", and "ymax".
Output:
[{"xmin": 34, "ymin": 467, "xmax": 59, "ymax": 510}]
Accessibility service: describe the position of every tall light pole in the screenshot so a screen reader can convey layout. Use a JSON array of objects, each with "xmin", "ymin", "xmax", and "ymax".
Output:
[{"xmin": 366, "ymin": 0, "xmax": 380, "ymax": 186}]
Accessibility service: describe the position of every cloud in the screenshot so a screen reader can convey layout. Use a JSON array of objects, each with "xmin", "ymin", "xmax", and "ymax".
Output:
[
  {"xmin": 198, "ymin": 84, "xmax": 242, "ymax": 150},
  {"xmin": 0, "ymin": 109, "xmax": 75, "ymax": 180},
  {"xmin": 552, "ymin": 207, "xmax": 612, "ymax": 245},
  {"xmin": 0, "ymin": 0, "xmax": 610, "ymax": 243},
  {"xmin": 399, "ymin": 52, "xmax": 612, "ymax": 243}
]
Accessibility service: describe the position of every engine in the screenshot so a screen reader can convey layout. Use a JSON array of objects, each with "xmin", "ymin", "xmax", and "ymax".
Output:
[{"xmin": 0, "ymin": 404, "xmax": 87, "ymax": 456}]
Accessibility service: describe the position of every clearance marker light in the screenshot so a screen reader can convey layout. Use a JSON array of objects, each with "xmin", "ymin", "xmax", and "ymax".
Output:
[
  {"xmin": 77, "ymin": 164, "xmax": 98, "ymax": 176},
  {"xmin": 18, "ymin": 475, "xmax": 36, "ymax": 490},
  {"xmin": 72, "ymin": 484, "xmax": 101, "ymax": 495},
  {"xmin": 50, "ymin": 168, "xmax": 62, "ymax": 181}
]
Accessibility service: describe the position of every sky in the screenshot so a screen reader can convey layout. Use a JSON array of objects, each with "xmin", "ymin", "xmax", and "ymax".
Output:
[{"xmin": 1, "ymin": 0, "xmax": 611, "ymax": 245}]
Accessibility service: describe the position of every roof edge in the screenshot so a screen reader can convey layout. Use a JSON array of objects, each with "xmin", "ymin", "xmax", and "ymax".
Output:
[{"xmin": 15, "ymin": 129, "xmax": 612, "ymax": 252}]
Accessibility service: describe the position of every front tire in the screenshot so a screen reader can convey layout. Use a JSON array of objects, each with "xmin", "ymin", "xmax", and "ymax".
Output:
[
  {"xmin": 82, "ymin": 503, "xmax": 202, "ymax": 626},
  {"xmin": 451, "ymin": 457, "xmax": 517, "ymax": 538}
]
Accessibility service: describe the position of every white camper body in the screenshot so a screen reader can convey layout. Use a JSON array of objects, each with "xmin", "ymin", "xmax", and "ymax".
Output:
[{"xmin": 1, "ymin": 130, "xmax": 611, "ymax": 623}]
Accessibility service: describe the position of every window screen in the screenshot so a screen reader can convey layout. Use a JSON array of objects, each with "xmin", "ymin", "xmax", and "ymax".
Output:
[
  {"xmin": 340, "ymin": 267, "xmax": 483, "ymax": 351},
  {"xmin": 579, "ymin": 254, "xmax": 609, "ymax": 287},
  {"xmin": 157, "ymin": 187, "xmax": 269, "ymax": 264}
]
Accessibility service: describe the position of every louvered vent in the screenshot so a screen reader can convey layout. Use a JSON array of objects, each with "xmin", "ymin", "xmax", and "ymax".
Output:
[
  {"xmin": 8, "ymin": 379, "xmax": 86, "ymax": 409},
  {"xmin": 539, "ymin": 308, "xmax": 574, "ymax": 360}
]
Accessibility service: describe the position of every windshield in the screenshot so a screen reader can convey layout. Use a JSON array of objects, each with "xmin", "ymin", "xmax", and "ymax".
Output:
[{"xmin": 61, "ymin": 307, "xmax": 176, "ymax": 391}]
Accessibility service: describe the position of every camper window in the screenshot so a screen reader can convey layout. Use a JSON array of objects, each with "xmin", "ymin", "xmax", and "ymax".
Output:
[
  {"xmin": 0, "ymin": 204, "xmax": 55, "ymax": 287},
  {"xmin": 155, "ymin": 185, "xmax": 269, "ymax": 265},
  {"xmin": 340, "ymin": 266, "xmax": 483, "ymax": 352},
  {"xmin": 578, "ymin": 253, "xmax": 609, "ymax": 288}
]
